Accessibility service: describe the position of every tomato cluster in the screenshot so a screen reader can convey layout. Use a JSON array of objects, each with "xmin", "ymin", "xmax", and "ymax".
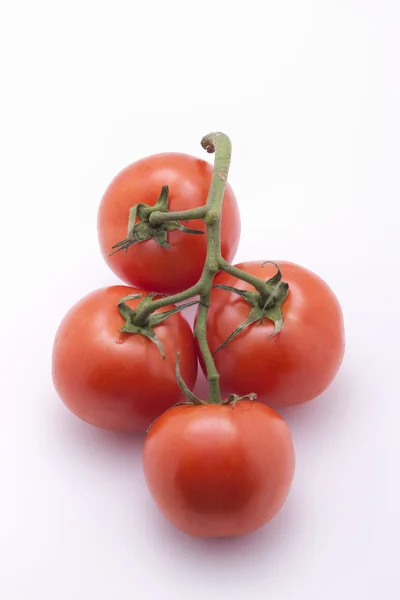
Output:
[{"xmin": 52, "ymin": 141, "xmax": 344, "ymax": 539}]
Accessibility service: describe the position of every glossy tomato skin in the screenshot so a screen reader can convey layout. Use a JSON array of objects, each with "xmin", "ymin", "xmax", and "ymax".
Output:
[
  {"xmin": 202, "ymin": 261, "xmax": 345, "ymax": 407},
  {"xmin": 52, "ymin": 286, "xmax": 197, "ymax": 432},
  {"xmin": 143, "ymin": 401, "xmax": 295, "ymax": 538},
  {"xmin": 98, "ymin": 153, "xmax": 240, "ymax": 294}
]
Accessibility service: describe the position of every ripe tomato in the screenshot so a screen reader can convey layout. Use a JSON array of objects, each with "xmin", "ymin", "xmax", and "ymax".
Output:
[
  {"xmin": 202, "ymin": 261, "xmax": 345, "ymax": 407},
  {"xmin": 52, "ymin": 286, "xmax": 198, "ymax": 432},
  {"xmin": 143, "ymin": 401, "xmax": 295, "ymax": 538},
  {"xmin": 98, "ymin": 153, "xmax": 240, "ymax": 294}
]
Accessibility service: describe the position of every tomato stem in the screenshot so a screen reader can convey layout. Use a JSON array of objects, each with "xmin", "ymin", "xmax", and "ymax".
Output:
[
  {"xmin": 126, "ymin": 132, "xmax": 288, "ymax": 404},
  {"xmin": 193, "ymin": 133, "xmax": 232, "ymax": 403}
]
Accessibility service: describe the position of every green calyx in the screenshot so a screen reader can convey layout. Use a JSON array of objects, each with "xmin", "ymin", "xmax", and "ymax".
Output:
[
  {"xmin": 110, "ymin": 186, "xmax": 204, "ymax": 255},
  {"xmin": 214, "ymin": 262, "xmax": 289, "ymax": 353},
  {"xmin": 117, "ymin": 293, "xmax": 198, "ymax": 359}
]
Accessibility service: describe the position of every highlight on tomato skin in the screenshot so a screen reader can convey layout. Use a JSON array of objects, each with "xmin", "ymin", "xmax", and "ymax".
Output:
[
  {"xmin": 51, "ymin": 285, "xmax": 198, "ymax": 433},
  {"xmin": 97, "ymin": 153, "xmax": 241, "ymax": 294},
  {"xmin": 199, "ymin": 260, "xmax": 345, "ymax": 408},
  {"xmin": 143, "ymin": 401, "xmax": 295, "ymax": 538}
]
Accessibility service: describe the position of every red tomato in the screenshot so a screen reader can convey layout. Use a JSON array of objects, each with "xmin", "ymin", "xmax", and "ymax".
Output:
[
  {"xmin": 201, "ymin": 261, "xmax": 345, "ymax": 407},
  {"xmin": 98, "ymin": 153, "xmax": 240, "ymax": 294},
  {"xmin": 52, "ymin": 286, "xmax": 198, "ymax": 432},
  {"xmin": 143, "ymin": 401, "xmax": 295, "ymax": 538}
]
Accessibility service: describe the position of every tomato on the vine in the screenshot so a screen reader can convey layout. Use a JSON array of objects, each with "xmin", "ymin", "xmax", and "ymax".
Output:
[
  {"xmin": 52, "ymin": 286, "xmax": 198, "ymax": 432},
  {"xmin": 143, "ymin": 401, "xmax": 295, "ymax": 538},
  {"xmin": 200, "ymin": 261, "xmax": 345, "ymax": 407},
  {"xmin": 98, "ymin": 153, "xmax": 241, "ymax": 294}
]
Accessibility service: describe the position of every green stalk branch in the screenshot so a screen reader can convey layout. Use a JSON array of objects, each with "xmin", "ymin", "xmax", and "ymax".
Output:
[
  {"xmin": 218, "ymin": 259, "xmax": 270, "ymax": 304},
  {"xmin": 149, "ymin": 205, "xmax": 207, "ymax": 227},
  {"xmin": 133, "ymin": 281, "xmax": 202, "ymax": 325}
]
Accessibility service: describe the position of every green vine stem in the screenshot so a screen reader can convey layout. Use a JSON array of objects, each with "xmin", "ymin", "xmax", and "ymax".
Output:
[
  {"xmin": 123, "ymin": 131, "xmax": 289, "ymax": 405},
  {"xmin": 149, "ymin": 205, "xmax": 207, "ymax": 227}
]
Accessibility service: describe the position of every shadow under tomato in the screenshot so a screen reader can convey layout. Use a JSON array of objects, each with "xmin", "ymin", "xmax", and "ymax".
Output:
[
  {"xmin": 193, "ymin": 361, "xmax": 352, "ymax": 439},
  {"xmin": 192, "ymin": 369, "xmax": 210, "ymax": 400},
  {"xmin": 277, "ymin": 368, "xmax": 353, "ymax": 442},
  {"xmin": 51, "ymin": 398, "xmax": 145, "ymax": 460},
  {"xmin": 142, "ymin": 481, "xmax": 303, "ymax": 571}
]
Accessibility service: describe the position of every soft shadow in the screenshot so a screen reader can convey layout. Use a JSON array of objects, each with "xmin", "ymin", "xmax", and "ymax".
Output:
[
  {"xmin": 50, "ymin": 399, "xmax": 145, "ymax": 459},
  {"xmin": 182, "ymin": 302, "xmax": 198, "ymax": 328},
  {"xmin": 193, "ymin": 364, "xmax": 352, "ymax": 441},
  {"xmin": 193, "ymin": 369, "xmax": 209, "ymax": 399},
  {"xmin": 276, "ymin": 368, "xmax": 354, "ymax": 441},
  {"xmin": 141, "ymin": 487, "xmax": 303, "ymax": 572}
]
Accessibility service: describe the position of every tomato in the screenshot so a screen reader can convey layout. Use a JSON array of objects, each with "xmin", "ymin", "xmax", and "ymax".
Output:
[
  {"xmin": 201, "ymin": 261, "xmax": 345, "ymax": 407},
  {"xmin": 98, "ymin": 153, "xmax": 240, "ymax": 294},
  {"xmin": 143, "ymin": 401, "xmax": 295, "ymax": 538},
  {"xmin": 52, "ymin": 286, "xmax": 198, "ymax": 432}
]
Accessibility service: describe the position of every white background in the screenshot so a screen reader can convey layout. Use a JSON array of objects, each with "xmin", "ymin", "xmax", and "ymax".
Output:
[{"xmin": 1, "ymin": 1, "xmax": 399, "ymax": 598}]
